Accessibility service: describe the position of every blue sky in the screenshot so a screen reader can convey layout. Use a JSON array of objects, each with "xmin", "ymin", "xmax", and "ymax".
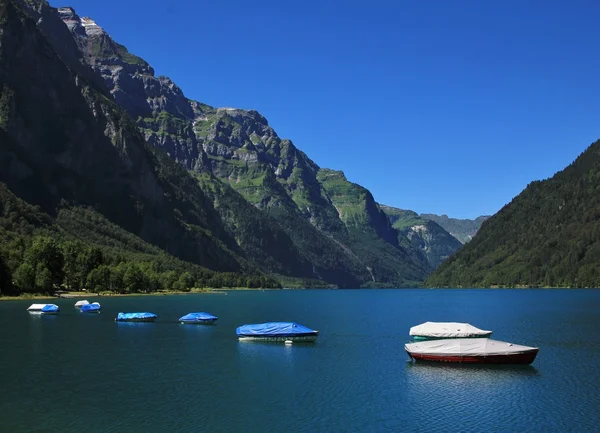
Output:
[{"xmin": 53, "ymin": 0, "xmax": 600, "ymax": 218}]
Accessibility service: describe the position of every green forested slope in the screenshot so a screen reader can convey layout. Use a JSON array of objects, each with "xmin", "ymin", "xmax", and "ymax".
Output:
[{"xmin": 426, "ymin": 140, "xmax": 600, "ymax": 288}]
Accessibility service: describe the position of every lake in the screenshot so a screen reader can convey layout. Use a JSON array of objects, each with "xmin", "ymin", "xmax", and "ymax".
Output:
[{"xmin": 1, "ymin": 289, "xmax": 599, "ymax": 432}]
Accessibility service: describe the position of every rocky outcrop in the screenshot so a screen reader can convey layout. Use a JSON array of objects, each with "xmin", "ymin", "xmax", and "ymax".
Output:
[
  {"xmin": 382, "ymin": 206, "xmax": 463, "ymax": 269},
  {"xmin": 420, "ymin": 213, "xmax": 490, "ymax": 244},
  {"xmin": 1, "ymin": 0, "xmax": 244, "ymax": 272}
]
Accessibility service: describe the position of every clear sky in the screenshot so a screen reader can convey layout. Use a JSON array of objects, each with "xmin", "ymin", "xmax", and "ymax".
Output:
[{"xmin": 52, "ymin": 0, "xmax": 600, "ymax": 218}]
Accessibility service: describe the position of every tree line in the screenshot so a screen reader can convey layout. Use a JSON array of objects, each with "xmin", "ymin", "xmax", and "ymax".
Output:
[{"xmin": 0, "ymin": 236, "xmax": 278, "ymax": 296}]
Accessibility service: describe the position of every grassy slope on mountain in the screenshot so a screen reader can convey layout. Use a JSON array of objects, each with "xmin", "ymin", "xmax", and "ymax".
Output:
[
  {"xmin": 426, "ymin": 140, "xmax": 600, "ymax": 288},
  {"xmin": 382, "ymin": 206, "xmax": 462, "ymax": 269},
  {"xmin": 317, "ymin": 169, "xmax": 430, "ymax": 286}
]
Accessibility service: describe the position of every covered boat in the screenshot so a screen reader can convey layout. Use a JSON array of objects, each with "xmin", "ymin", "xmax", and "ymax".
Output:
[
  {"xmin": 236, "ymin": 322, "xmax": 319, "ymax": 342},
  {"xmin": 405, "ymin": 338, "xmax": 539, "ymax": 364},
  {"xmin": 409, "ymin": 322, "xmax": 492, "ymax": 341},
  {"xmin": 81, "ymin": 302, "xmax": 101, "ymax": 313},
  {"xmin": 27, "ymin": 304, "xmax": 60, "ymax": 314},
  {"xmin": 179, "ymin": 312, "xmax": 218, "ymax": 325},
  {"xmin": 115, "ymin": 312, "xmax": 157, "ymax": 322},
  {"xmin": 74, "ymin": 300, "xmax": 89, "ymax": 308}
]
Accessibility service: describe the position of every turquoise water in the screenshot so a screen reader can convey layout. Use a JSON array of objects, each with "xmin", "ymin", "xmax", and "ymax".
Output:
[{"xmin": 1, "ymin": 289, "xmax": 599, "ymax": 432}]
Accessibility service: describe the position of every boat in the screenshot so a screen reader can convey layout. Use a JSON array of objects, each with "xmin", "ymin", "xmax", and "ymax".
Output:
[
  {"xmin": 27, "ymin": 304, "xmax": 60, "ymax": 315},
  {"xmin": 405, "ymin": 338, "xmax": 539, "ymax": 364},
  {"xmin": 80, "ymin": 302, "xmax": 101, "ymax": 313},
  {"xmin": 74, "ymin": 300, "xmax": 90, "ymax": 308},
  {"xmin": 179, "ymin": 312, "xmax": 218, "ymax": 325},
  {"xmin": 115, "ymin": 312, "xmax": 157, "ymax": 322},
  {"xmin": 236, "ymin": 322, "xmax": 319, "ymax": 342},
  {"xmin": 409, "ymin": 322, "xmax": 492, "ymax": 341}
]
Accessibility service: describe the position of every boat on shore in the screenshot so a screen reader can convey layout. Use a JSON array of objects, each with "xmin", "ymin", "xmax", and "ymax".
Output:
[
  {"xmin": 27, "ymin": 304, "xmax": 60, "ymax": 315},
  {"xmin": 179, "ymin": 312, "xmax": 218, "ymax": 325},
  {"xmin": 74, "ymin": 300, "xmax": 89, "ymax": 308},
  {"xmin": 115, "ymin": 312, "xmax": 157, "ymax": 322},
  {"xmin": 236, "ymin": 322, "xmax": 319, "ymax": 342},
  {"xmin": 81, "ymin": 302, "xmax": 101, "ymax": 313},
  {"xmin": 405, "ymin": 338, "xmax": 538, "ymax": 364},
  {"xmin": 409, "ymin": 322, "xmax": 492, "ymax": 341}
]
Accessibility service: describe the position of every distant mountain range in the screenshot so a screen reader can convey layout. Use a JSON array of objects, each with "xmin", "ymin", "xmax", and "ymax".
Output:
[
  {"xmin": 420, "ymin": 214, "xmax": 490, "ymax": 244},
  {"xmin": 0, "ymin": 0, "xmax": 484, "ymax": 293}
]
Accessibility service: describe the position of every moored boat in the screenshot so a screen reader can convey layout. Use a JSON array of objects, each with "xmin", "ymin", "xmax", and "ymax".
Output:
[
  {"xmin": 409, "ymin": 322, "xmax": 492, "ymax": 341},
  {"xmin": 236, "ymin": 322, "xmax": 319, "ymax": 342},
  {"xmin": 27, "ymin": 304, "xmax": 60, "ymax": 314},
  {"xmin": 115, "ymin": 312, "xmax": 157, "ymax": 322},
  {"xmin": 179, "ymin": 312, "xmax": 218, "ymax": 325},
  {"xmin": 74, "ymin": 300, "xmax": 89, "ymax": 308},
  {"xmin": 405, "ymin": 338, "xmax": 538, "ymax": 364},
  {"xmin": 81, "ymin": 302, "xmax": 101, "ymax": 313}
]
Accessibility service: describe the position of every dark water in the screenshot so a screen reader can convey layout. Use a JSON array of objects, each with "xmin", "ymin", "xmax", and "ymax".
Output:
[{"xmin": 1, "ymin": 289, "xmax": 599, "ymax": 432}]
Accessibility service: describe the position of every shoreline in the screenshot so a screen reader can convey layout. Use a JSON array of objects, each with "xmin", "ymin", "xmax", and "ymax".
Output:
[{"xmin": 0, "ymin": 287, "xmax": 267, "ymax": 301}]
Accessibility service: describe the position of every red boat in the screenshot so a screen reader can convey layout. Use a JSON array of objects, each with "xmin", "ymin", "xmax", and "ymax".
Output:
[{"xmin": 405, "ymin": 338, "xmax": 539, "ymax": 365}]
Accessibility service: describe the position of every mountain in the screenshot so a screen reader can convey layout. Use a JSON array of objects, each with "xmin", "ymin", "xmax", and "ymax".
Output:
[
  {"xmin": 426, "ymin": 140, "xmax": 600, "ymax": 288},
  {"xmin": 381, "ymin": 206, "xmax": 462, "ymax": 269},
  {"xmin": 50, "ymin": 2, "xmax": 431, "ymax": 287},
  {"xmin": 0, "ymin": 0, "xmax": 432, "ymax": 289},
  {"xmin": 420, "ymin": 214, "xmax": 490, "ymax": 244},
  {"xmin": 0, "ymin": 0, "xmax": 278, "ymax": 294}
]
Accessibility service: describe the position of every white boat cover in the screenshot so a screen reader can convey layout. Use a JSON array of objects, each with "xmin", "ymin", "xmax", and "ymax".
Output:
[
  {"xmin": 409, "ymin": 322, "xmax": 492, "ymax": 338},
  {"xmin": 27, "ymin": 304, "xmax": 48, "ymax": 311},
  {"xmin": 74, "ymin": 300, "xmax": 90, "ymax": 308},
  {"xmin": 405, "ymin": 338, "xmax": 537, "ymax": 356}
]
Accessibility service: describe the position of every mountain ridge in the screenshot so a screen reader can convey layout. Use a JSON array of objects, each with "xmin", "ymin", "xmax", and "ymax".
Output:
[
  {"xmin": 1, "ymin": 0, "xmax": 467, "ymax": 290},
  {"xmin": 426, "ymin": 141, "xmax": 600, "ymax": 288}
]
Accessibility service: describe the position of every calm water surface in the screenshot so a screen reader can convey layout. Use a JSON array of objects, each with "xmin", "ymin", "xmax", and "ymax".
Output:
[{"xmin": 1, "ymin": 289, "xmax": 599, "ymax": 432}]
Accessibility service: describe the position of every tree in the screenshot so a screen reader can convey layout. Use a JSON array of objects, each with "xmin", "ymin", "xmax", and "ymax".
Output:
[
  {"xmin": 86, "ymin": 265, "xmax": 111, "ymax": 292},
  {"xmin": 0, "ymin": 254, "xmax": 12, "ymax": 295},
  {"xmin": 160, "ymin": 270, "xmax": 178, "ymax": 290},
  {"xmin": 123, "ymin": 264, "xmax": 146, "ymax": 293},
  {"xmin": 25, "ymin": 236, "xmax": 64, "ymax": 289},
  {"xmin": 176, "ymin": 272, "xmax": 194, "ymax": 291},
  {"xmin": 77, "ymin": 247, "xmax": 103, "ymax": 287},
  {"xmin": 13, "ymin": 263, "xmax": 35, "ymax": 293},
  {"xmin": 62, "ymin": 240, "xmax": 81, "ymax": 290},
  {"xmin": 35, "ymin": 264, "xmax": 53, "ymax": 294}
]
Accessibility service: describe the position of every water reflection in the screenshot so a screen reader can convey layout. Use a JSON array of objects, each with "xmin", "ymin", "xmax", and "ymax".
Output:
[{"xmin": 405, "ymin": 360, "xmax": 539, "ymax": 378}]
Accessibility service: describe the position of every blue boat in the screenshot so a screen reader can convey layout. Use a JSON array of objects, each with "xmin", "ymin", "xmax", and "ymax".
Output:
[
  {"xmin": 115, "ymin": 312, "xmax": 158, "ymax": 322},
  {"xmin": 236, "ymin": 322, "xmax": 319, "ymax": 342},
  {"xmin": 179, "ymin": 312, "xmax": 218, "ymax": 325},
  {"xmin": 81, "ymin": 302, "xmax": 101, "ymax": 313},
  {"xmin": 27, "ymin": 304, "xmax": 60, "ymax": 315}
]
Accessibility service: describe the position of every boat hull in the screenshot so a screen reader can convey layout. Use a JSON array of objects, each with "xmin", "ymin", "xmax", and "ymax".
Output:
[
  {"xmin": 407, "ymin": 349, "xmax": 538, "ymax": 365},
  {"xmin": 180, "ymin": 319, "xmax": 217, "ymax": 325},
  {"xmin": 238, "ymin": 333, "xmax": 318, "ymax": 343},
  {"xmin": 411, "ymin": 333, "xmax": 492, "ymax": 341}
]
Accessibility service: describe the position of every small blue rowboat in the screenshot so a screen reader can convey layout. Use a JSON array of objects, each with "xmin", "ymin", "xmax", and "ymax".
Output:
[
  {"xmin": 115, "ymin": 312, "xmax": 157, "ymax": 322},
  {"xmin": 179, "ymin": 312, "xmax": 218, "ymax": 325},
  {"xmin": 81, "ymin": 302, "xmax": 101, "ymax": 313}
]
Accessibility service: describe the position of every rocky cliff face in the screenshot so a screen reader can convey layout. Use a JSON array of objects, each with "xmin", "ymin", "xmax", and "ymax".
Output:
[
  {"xmin": 381, "ymin": 206, "xmax": 462, "ymax": 269},
  {"xmin": 1, "ymin": 0, "xmax": 244, "ymax": 272},
  {"xmin": 420, "ymin": 213, "xmax": 489, "ymax": 244},
  {"xmin": 6, "ymin": 0, "xmax": 436, "ymax": 287}
]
